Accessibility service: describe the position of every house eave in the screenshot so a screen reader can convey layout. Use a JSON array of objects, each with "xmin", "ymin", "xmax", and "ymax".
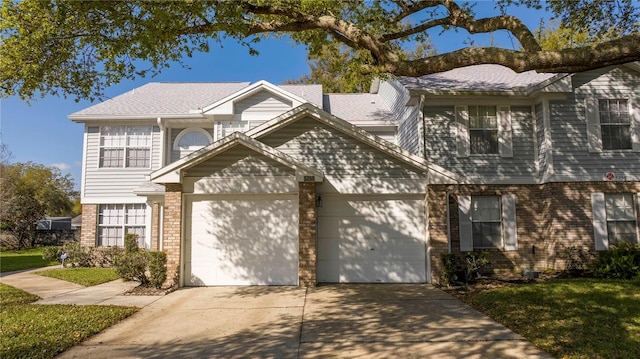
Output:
[{"xmin": 68, "ymin": 113, "xmax": 205, "ymax": 123}]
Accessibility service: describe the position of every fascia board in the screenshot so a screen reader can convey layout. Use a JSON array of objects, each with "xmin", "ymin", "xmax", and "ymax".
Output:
[{"xmin": 68, "ymin": 113, "xmax": 205, "ymax": 123}]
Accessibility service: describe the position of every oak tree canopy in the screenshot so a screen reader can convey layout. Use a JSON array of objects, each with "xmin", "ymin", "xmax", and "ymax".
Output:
[{"xmin": 1, "ymin": 0, "xmax": 638, "ymax": 102}]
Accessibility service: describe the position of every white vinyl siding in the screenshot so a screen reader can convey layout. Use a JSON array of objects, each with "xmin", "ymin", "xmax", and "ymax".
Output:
[
  {"xmin": 459, "ymin": 194, "xmax": 518, "ymax": 251},
  {"xmin": 426, "ymin": 105, "xmax": 535, "ymax": 181},
  {"xmin": 83, "ymin": 125, "xmax": 161, "ymax": 199},
  {"xmin": 97, "ymin": 204, "xmax": 146, "ymax": 247}
]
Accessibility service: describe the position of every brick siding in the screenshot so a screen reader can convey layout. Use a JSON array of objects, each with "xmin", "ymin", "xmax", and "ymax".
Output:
[
  {"xmin": 298, "ymin": 182, "xmax": 317, "ymax": 287},
  {"xmin": 162, "ymin": 183, "xmax": 182, "ymax": 288},
  {"xmin": 429, "ymin": 181, "xmax": 640, "ymax": 282},
  {"xmin": 80, "ymin": 204, "xmax": 98, "ymax": 247}
]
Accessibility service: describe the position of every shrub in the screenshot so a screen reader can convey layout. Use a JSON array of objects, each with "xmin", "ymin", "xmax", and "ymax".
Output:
[
  {"xmin": 115, "ymin": 251, "xmax": 149, "ymax": 285},
  {"xmin": 42, "ymin": 246, "xmax": 63, "ymax": 262},
  {"xmin": 440, "ymin": 253, "xmax": 460, "ymax": 286},
  {"xmin": 93, "ymin": 246, "xmax": 126, "ymax": 267},
  {"xmin": 565, "ymin": 246, "xmax": 594, "ymax": 272},
  {"xmin": 593, "ymin": 242, "xmax": 640, "ymax": 279},
  {"xmin": 124, "ymin": 233, "xmax": 140, "ymax": 253},
  {"xmin": 147, "ymin": 251, "xmax": 167, "ymax": 289},
  {"xmin": 464, "ymin": 251, "xmax": 490, "ymax": 283},
  {"xmin": 63, "ymin": 242, "xmax": 93, "ymax": 267}
]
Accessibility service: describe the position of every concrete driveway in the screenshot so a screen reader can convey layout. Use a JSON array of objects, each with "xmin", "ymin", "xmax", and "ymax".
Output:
[{"xmin": 56, "ymin": 284, "xmax": 551, "ymax": 359}]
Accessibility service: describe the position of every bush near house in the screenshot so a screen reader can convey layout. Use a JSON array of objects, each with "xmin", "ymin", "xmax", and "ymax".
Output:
[
  {"xmin": 114, "ymin": 233, "xmax": 167, "ymax": 289},
  {"xmin": 593, "ymin": 242, "xmax": 640, "ymax": 279},
  {"xmin": 439, "ymin": 251, "xmax": 491, "ymax": 286}
]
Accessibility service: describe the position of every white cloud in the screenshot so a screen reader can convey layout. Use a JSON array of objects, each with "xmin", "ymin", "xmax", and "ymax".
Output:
[{"xmin": 51, "ymin": 163, "xmax": 71, "ymax": 171}]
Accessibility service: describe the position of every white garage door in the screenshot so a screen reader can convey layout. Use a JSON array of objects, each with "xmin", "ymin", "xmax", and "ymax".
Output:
[
  {"xmin": 317, "ymin": 195, "xmax": 426, "ymax": 283},
  {"xmin": 185, "ymin": 194, "xmax": 298, "ymax": 286}
]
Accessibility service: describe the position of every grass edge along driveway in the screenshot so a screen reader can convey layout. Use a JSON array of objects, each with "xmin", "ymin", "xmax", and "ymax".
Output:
[
  {"xmin": 462, "ymin": 278, "xmax": 640, "ymax": 359},
  {"xmin": 0, "ymin": 283, "xmax": 137, "ymax": 359},
  {"xmin": 0, "ymin": 248, "xmax": 58, "ymax": 273}
]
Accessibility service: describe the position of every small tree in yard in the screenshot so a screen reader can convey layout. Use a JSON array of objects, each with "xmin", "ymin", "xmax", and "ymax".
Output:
[{"xmin": 115, "ymin": 233, "xmax": 149, "ymax": 285}]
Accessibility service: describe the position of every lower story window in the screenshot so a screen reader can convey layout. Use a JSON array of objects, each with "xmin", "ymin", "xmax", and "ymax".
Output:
[
  {"xmin": 471, "ymin": 196, "xmax": 502, "ymax": 248},
  {"xmin": 98, "ymin": 204, "xmax": 146, "ymax": 246},
  {"xmin": 605, "ymin": 193, "xmax": 638, "ymax": 244}
]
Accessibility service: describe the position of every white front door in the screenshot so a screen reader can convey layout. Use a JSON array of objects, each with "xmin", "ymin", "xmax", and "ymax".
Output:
[
  {"xmin": 317, "ymin": 194, "xmax": 427, "ymax": 283},
  {"xmin": 185, "ymin": 194, "xmax": 298, "ymax": 286}
]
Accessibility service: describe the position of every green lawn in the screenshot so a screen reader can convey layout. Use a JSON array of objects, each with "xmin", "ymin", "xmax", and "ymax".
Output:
[
  {"xmin": 34, "ymin": 267, "xmax": 120, "ymax": 286},
  {"xmin": 0, "ymin": 248, "xmax": 59, "ymax": 273},
  {"xmin": 463, "ymin": 279, "xmax": 640, "ymax": 359},
  {"xmin": 0, "ymin": 283, "xmax": 137, "ymax": 359}
]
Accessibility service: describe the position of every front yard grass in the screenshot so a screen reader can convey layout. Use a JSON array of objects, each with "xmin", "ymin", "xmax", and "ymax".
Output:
[
  {"xmin": 462, "ymin": 278, "xmax": 640, "ymax": 359},
  {"xmin": 0, "ymin": 283, "xmax": 137, "ymax": 359},
  {"xmin": 0, "ymin": 248, "xmax": 58, "ymax": 273},
  {"xmin": 34, "ymin": 267, "xmax": 120, "ymax": 286}
]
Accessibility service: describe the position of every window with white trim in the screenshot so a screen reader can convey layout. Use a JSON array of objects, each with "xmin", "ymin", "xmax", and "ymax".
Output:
[
  {"xmin": 471, "ymin": 196, "xmax": 502, "ymax": 248},
  {"xmin": 469, "ymin": 106, "xmax": 499, "ymax": 155},
  {"xmin": 599, "ymin": 99, "xmax": 631, "ymax": 150},
  {"xmin": 174, "ymin": 128, "xmax": 212, "ymax": 158},
  {"xmin": 455, "ymin": 105, "xmax": 512, "ymax": 157},
  {"xmin": 98, "ymin": 204, "xmax": 146, "ymax": 246},
  {"xmin": 99, "ymin": 126, "xmax": 151, "ymax": 168},
  {"xmin": 458, "ymin": 194, "xmax": 518, "ymax": 251},
  {"xmin": 605, "ymin": 193, "xmax": 638, "ymax": 244}
]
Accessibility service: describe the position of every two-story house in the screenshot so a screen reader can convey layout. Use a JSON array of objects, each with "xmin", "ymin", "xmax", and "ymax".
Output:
[{"xmin": 70, "ymin": 64, "xmax": 640, "ymax": 287}]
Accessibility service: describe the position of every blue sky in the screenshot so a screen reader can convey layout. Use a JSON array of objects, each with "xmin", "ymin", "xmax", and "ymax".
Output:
[{"xmin": 0, "ymin": 2, "xmax": 547, "ymax": 189}]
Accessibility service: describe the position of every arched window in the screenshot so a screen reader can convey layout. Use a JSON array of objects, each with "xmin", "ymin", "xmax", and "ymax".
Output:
[{"xmin": 173, "ymin": 128, "xmax": 212, "ymax": 157}]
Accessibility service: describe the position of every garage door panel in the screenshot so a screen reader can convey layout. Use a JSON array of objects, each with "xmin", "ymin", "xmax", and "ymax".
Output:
[
  {"xmin": 318, "ymin": 195, "xmax": 427, "ymax": 283},
  {"xmin": 187, "ymin": 195, "xmax": 298, "ymax": 286},
  {"xmin": 340, "ymin": 260, "xmax": 427, "ymax": 283},
  {"xmin": 318, "ymin": 217, "xmax": 423, "ymax": 240}
]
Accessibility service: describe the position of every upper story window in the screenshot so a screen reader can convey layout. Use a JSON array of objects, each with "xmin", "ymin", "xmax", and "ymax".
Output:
[
  {"xmin": 469, "ymin": 106, "xmax": 499, "ymax": 155},
  {"xmin": 586, "ymin": 98, "xmax": 639, "ymax": 153},
  {"xmin": 599, "ymin": 99, "xmax": 631, "ymax": 150},
  {"xmin": 100, "ymin": 126, "xmax": 151, "ymax": 168},
  {"xmin": 455, "ymin": 105, "xmax": 513, "ymax": 158},
  {"xmin": 173, "ymin": 128, "xmax": 212, "ymax": 158}
]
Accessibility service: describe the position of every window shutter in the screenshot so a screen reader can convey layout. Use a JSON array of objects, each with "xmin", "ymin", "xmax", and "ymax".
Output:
[
  {"xmin": 591, "ymin": 193, "xmax": 608, "ymax": 250},
  {"xmin": 458, "ymin": 195, "xmax": 473, "ymax": 251},
  {"xmin": 585, "ymin": 98, "xmax": 603, "ymax": 153},
  {"xmin": 502, "ymin": 194, "xmax": 518, "ymax": 251},
  {"xmin": 498, "ymin": 105, "xmax": 513, "ymax": 157},
  {"xmin": 630, "ymin": 98, "xmax": 640, "ymax": 152},
  {"xmin": 455, "ymin": 106, "xmax": 470, "ymax": 157}
]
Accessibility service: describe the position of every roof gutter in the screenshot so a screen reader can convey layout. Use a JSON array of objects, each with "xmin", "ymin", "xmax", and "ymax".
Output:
[{"xmin": 68, "ymin": 113, "xmax": 206, "ymax": 123}]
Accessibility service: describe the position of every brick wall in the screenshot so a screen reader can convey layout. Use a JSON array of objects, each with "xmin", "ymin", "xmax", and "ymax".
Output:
[
  {"xmin": 162, "ymin": 184, "xmax": 182, "ymax": 288},
  {"xmin": 298, "ymin": 182, "xmax": 317, "ymax": 287},
  {"xmin": 436, "ymin": 181, "xmax": 640, "ymax": 277},
  {"xmin": 80, "ymin": 204, "xmax": 97, "ymax": 247},
  {"xmin": 150, "ymin": 202, "xmax": 160, "ymax": 251}
]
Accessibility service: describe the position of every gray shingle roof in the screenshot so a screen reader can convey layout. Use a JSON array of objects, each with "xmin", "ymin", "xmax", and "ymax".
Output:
[
  {"xmin": 399, "ymin": 65, "xmax": 559, "ymax": 92},
  {"xmin": 323, "ymin": 93, "xmax": 396, "ymax": 123},
  {"xmin": 70, "ymin": 82, "xmax": 325, "ymax": 117}
]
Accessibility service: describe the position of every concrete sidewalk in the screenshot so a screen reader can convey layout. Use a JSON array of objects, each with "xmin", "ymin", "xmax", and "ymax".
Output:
[{"xmin": 0, "ymin": 267, "xmax": 162, "ymax": 308}]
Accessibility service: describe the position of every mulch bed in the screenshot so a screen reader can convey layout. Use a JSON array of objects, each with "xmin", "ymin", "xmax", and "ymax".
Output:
[
  {"xmin": 124, "ymin": 284, "xmax": 173, "ymax": 296},
  {"xmin": 441, "ymin": 271, "xmax": 592, "ymax": 300}
]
